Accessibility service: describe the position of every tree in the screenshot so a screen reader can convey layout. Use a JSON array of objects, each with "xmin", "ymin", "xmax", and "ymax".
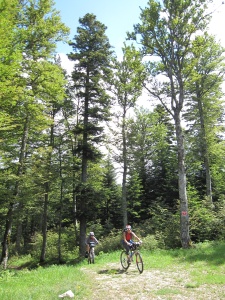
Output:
[
  {"xmin": 0, "ymin": 0, "xmax": 69, "ymax": 267},
  {"xmin": 68, "ymin": 13, "xmax": 113, "ymax": 255},
  {"xmin": 184, "ymin": 34, "xmax": 225, "ymax": 204},
  {"xmin": 100, "ymin": 156, "xmax": 122, "ymax": 231},
  {"xmin": 0, "ymin": 0, "xmax": 23, "ymax": 132},
  {"xmin": 129, "ymin": 0, "xmax": 213, "ymax": 248},
  {"xmin": 0, "ymin": 0, "xmax": 24, "ymax": 269},
  {"xmin": 111, "ymin": 44, "xmax": 146, "ymax": 227},
  {"xmin": 127, "ymin": 105, "xmax": 178, "ymax": 221}
]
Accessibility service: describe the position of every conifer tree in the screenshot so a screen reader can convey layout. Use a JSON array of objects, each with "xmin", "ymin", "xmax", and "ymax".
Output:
[{"xmin": 68, "ymin": 13, "xmax": 113, "ymax": 256}]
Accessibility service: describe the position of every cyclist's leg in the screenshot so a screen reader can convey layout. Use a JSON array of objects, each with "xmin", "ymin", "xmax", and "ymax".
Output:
[
  {"xmin": 122, "ymin": 240, "xmax": 130, "ymax": 262},
  {"xmin": 91, "ymin": 247, "xmax": 95, "ymax": 263}
]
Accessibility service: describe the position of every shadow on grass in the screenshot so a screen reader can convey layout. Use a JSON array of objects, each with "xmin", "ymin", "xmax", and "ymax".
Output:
[
  {"xmin": 9, "ymin": 256, "xmax": 83, "ymax": 271},
  {"xmin": 98, "ymin": 268, "xmax": 126, "ymax": 275}
]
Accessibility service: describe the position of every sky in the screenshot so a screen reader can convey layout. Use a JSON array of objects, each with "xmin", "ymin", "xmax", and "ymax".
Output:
[
  {"xmin": 53, "ymin": 0, "xmax": 225, "ymax": 72},
  {"xmin": 54, "ymin": 0, "xmax": 148, "ymax": 55}
]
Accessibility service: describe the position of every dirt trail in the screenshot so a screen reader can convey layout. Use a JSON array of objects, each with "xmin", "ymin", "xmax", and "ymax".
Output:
[{"xmin": 81, "ymin": 262, "xmax": 225, "ymax": 299}]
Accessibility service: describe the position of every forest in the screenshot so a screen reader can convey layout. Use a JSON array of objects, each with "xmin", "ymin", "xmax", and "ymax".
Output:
[{"xmin": 1, "ymin": 0, "xmax": 225, "ymax": 269}]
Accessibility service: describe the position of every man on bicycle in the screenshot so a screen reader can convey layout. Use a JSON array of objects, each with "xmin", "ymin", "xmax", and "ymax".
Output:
[
  {"xmin": 122, "ymin": 225, "xmax": 142, "ymax": 262},
  {"xmin": 85, "ymin": 232, "xmax": 99, "ymax": 258}
]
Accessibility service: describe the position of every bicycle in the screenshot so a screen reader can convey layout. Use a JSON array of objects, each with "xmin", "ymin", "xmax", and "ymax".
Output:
[
  {"xmin": 87, "ymin": 242, "xmax": 96, "ymax": 264},
  {"xmin": 120, "ymin": 242, "xmax": 143, "ymax": 273}
]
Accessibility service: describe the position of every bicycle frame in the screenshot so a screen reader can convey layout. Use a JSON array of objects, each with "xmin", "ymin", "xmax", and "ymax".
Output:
[{"xmin": 120, "ymin": 242, "xmax": 144, "ymax": 273}]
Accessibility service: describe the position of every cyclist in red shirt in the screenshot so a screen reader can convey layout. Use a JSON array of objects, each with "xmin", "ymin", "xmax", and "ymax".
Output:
[{"xmin": 122, "ymin": 225, "xmax": 142, "ymax": 262}]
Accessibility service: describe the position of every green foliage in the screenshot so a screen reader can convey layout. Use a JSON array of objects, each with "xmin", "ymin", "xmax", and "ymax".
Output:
[
  {"xmin": 188, "ymin": 185, "xmax": 225, "ymax": 242},
  {"xmin": 95, "ymin": 229, "xmax": 122, "ymax": 254},
  {"xmin": 141, "ymin": 234, "xmax": 163, "ymax": 250},
  {"xmin": 27, "ymin": 229, "xmax": 79, "ymax": 263},
  {"xmin": 127, "ymin": 106, "xmax": 178, "ymax": 222},
  {"xmin": 139, "ymin": 205, "xmax": 181, "ymax": 249},
  {"xmin": 1, "ymin": 0, "xmax": 225, "ymax": 264}
]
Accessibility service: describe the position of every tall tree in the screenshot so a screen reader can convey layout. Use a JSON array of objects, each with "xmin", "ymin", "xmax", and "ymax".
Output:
[
  {"xmin": 111, "ymin": 44, "xmax": 146, "ymax": 227},
  {"xmin": 0, "ymin": 0, "xmax": 24, "ymax": 269},
  {"xmin": 68, "ymin": 13, "xmax": 113, "ymax": 256},
  {"xmin": 129, "ymin": 0, "xmax": 212, "ymax": 248},
  {"xmin": 184, "ymin": 34, "xmax": 225, "ymax": 204},
  {"xmin": 0, "ymin": 0, "xmax": 69, "ymax": 267}
]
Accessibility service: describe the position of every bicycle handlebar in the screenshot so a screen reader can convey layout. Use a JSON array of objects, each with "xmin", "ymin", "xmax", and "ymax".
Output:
[{"xmin": 130, "ymin": 241, "xmax": 142, "ymax": 250}]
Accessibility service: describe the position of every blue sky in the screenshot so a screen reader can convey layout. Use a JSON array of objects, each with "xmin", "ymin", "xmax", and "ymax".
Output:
[
  {"xmin": 54, "ymin": 0, "xmax": 225, "ymax": 73},
  {"xmin": 54, "ymin": 0, "xmax": 149, "ymax": 56}
]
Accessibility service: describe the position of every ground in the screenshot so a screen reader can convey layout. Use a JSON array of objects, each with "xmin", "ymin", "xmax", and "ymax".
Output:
[{"xmin": 81, "ymin": 262, "xmax": 225, "ymax": 300}]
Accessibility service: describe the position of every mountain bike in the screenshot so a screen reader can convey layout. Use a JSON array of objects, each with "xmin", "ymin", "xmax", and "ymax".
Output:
[
  {"xmin": 88, "ymin": 242, "xmax": 96, "ymax": 264},
  {"xmin": 120, "ymin": 242, "xmax": 143, "ymax": 273}
]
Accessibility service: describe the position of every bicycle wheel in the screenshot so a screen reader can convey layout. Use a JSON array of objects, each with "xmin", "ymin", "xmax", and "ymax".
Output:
[
  {"xmin": 90, "ymin": 249, "xmax": 95, "ymax": 264},
  {"xmin": 120, "ymin": 250, "xmax": 129, "ymax": 270},
  {"xmin": 136, "ymin": 252, "xmax": 143, "ymax": 273},
  {"xmin": 88, "ymin": 252, "xmax": 91, "ymax": 264},
  {"xmin": 88, "ymin": 248, "xmax": 95, "ymax": 264}
]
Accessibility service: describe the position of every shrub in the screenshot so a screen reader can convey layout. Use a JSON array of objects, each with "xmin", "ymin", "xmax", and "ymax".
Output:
[{"xmin": 95, "ymin": 229, "xmax": 122, "ymax": 254}]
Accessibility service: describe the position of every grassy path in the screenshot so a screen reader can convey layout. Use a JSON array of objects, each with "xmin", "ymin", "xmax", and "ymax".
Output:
[
  {"xmin": 1, "ymin": 242, "xmax": 225, "ymax": 299},
  {"xmin": 81, "ymin": 250, "xmax": 225, "ymax": 299}
]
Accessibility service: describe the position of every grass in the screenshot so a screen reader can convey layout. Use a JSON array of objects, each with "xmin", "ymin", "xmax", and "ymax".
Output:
[
  {"xmin": 0, "ymin": 264, "xmax": 93, "ymax": 300},
  {"xmin": 1, "ymin": 241, "xmax": 225, "ymax": 299}
]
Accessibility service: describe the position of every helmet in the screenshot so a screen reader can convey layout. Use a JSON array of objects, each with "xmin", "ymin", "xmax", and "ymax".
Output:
[
  {"xmin": 125, "ymin": 225, "xmax": 131, "ymax": 230},
  {"xmin": 89, "ymin": 232, "xmax": 94, "ymax": 236}
]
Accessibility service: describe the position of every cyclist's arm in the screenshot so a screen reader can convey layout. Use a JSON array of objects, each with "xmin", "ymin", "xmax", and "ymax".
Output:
[
  {"xmin": 94, "ymin": 237, "xmax": 99, "ymax": 244},
  {"xmin": 132, "ymin": 232, "xmax": 141, "ymax": 242}
]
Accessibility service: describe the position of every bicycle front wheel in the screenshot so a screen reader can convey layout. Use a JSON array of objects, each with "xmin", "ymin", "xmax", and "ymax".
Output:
[
  {"xmin": 88, "ymin": 253, "xmax": 91, "ymax": 264},
  {"xmin": 136, "ymin": 252, "xmax": 143, "ymax": 273},
  {"xmin": 120, "ymin": 251, "xmax": 129, "ymax": 270}
]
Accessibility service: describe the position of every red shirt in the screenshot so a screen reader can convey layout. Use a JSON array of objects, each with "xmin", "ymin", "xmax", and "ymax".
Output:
[{"xmin": 125, "ymin": 231, "xmax": 132, "ymax": 241}]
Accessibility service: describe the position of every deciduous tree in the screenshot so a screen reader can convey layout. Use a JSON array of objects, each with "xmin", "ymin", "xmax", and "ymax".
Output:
[{"xmin": 129, "ymin": 0, "xmax": 213, "ymax": 248}]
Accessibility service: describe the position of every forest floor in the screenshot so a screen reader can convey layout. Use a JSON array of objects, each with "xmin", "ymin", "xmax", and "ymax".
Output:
[{"xmin": 81, "ymin": 261, "xmax": 225, "ymax": 300}]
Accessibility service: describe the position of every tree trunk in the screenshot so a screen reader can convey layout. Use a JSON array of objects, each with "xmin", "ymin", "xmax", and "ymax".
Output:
[
  {"xmin": 79, "ymin": 214, "xmax": 86, "ymax": 256},
  {"xmin": 40, "ymin": 182, "xmax": 48, "ymax": 263},
  {"xmin": 1, "ymin": 115, "xmax": 29, "ymax": 268},
  {"xmin": 79, "ymin": 78, "xmax": 89, "ymax": 257},
  {"xmin": 175, "ymin": 112, "xmax": 191, "ymax": 248},
  {"xmin": 1, "ymin": 203, "xmax": 13, "ymax": 269},
  {"xmin": 58, "ymin": 147, "xmax": 63, "ymax": 263},
  {"xmin": 122, "ymin": 110, "xmax": 128, "ymax": 227},
  {"xmin": 197, "ymin": 95, "xmax": 213, "ymax": 204},
  {"xmin": 15, "ymin": 220, "xmax": 23, "ymax": 254}
]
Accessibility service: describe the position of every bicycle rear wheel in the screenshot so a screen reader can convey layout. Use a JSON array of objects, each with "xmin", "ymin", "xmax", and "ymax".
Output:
[
  {"xmin": 136, "ymin": 252, "xmax": 143, "ymax": 273},
  {"xmin": 89, "ymin": 248, "xmax": 95, "ymax": 264},
  {"xmin": 120, "ymin": 250, "xmax": 129, "ymax": 270}
]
